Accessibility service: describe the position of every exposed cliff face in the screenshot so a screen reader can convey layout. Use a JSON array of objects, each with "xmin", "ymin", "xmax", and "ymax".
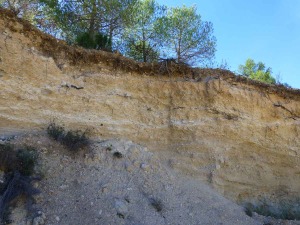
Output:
[{"xmin": 1, "ymin": 8, "xmax": 300, "ymax": 214}]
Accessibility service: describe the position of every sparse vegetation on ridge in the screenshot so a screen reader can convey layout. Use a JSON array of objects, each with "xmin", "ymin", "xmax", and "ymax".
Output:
[{"xmin": 238, "ymin": 58, "xmax": 276, "ymax": 84}]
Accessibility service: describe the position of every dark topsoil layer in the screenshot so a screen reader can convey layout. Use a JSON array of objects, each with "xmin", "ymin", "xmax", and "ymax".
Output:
[{"xmin": 1, "ymin": 7, "xmax": 300, "ymax": 101}]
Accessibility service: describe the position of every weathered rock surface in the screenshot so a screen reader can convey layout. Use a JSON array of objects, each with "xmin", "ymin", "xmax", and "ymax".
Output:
[{"xmin": 1, "ymin": 8, "xmax": 300, "ymax": 221}]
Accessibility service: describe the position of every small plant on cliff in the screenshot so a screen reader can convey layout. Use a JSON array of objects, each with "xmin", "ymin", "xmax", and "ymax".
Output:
[
  {"xmin": 16, "ymin": 146, "xmax": 38, "ymax": 176},
  {"xmin": 75, "ymin": 32, "xmax": 112, "ymax": 51},
  {"xmin": 47, "ymin": 122, "xmax": 65, "ymax": 141},
  {"xmin": 0, "ymin": 144, "xmax": 38, "ymax": 176},
  {"xmin": 47, "ymin": 122, "xmax": 89, "ymax": 152},
  {"xmin": 238, "ymin": 58, "xmax": 276, "ymax": 84},
  {"xmin": 62, "ymin": 129, "xmax": 89, "ymax": 151}
]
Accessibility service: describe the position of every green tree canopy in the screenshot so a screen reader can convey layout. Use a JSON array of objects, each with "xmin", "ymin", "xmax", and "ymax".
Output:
[
  {"xmin": 40, "ymin": 0, "xmax": 137, "ymax": 48},
  {"xmin": 123, "ymin": 0, "xmax": 165, "ymax": 62},
  {"xmin": 75, "ymin": 32, "xmax": 112, "ymax": 51},
  {"xmin": 156, "ymin": 5, "xmax": 216, "ymax": 65},
  {"xmin": 102, "ymin": 0, "xmax": 138, "ymax": 44},
  {"xmin": 1, "ymin": 0, "xmax": 217, "ymax": 65},
  {"xmin": 238, "ymin": 59, "xmax": 276, "ymax": 84}
]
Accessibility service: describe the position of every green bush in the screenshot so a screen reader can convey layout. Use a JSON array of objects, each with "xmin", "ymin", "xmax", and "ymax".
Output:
[
  {"xmin": 0, "ymin": 144, "xmax": 38, "ymax": 176},
  {"xmin": 47, "ymin": 122, "xmax": 65, "ymax": 141},
  {"xmin": 16, "ymin": 146, "xmax": 38, "ymax": 176},
  {"xmin": 47, "ymin": 122, "xmax": 89, "ymax": 152},
  {"xmin": 62, "ymin": 130, "xmax": 89, "ymax": 151},
  {"xmin": 75, "ymin": 32, "xmax": 112, "ymax": 51}
]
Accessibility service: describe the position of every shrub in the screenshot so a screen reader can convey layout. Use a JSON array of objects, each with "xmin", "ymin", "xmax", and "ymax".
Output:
[
  {"xmin": 75, "ymin": 32, "xmax": 112, "ymax": 51},
  {"xmin": 0, "ymin": 144, "xmax": 38, "ymax": 176},
  {"xmin": 47, "ymin": 122, "xmax": 89, "ymax": 152},
  {"xmin": 62, "ymin": 130, "xmax": 89, "ymax": 151},
  {"xmin": 16, "ymin": 146, "xmax": 38, "ymax": 176},
  {"xmin": 47, "ymin": 122, "xmax": 65, "ymax": 141}
]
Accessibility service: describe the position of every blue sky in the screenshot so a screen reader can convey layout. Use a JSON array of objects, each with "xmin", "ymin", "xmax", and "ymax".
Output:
[{"xmin": 157, "ymin": 0, "xmax": 300, "ymax": 88}]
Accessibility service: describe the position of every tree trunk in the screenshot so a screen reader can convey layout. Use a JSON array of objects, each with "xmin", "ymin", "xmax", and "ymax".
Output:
[
  {"xmin": 177, "ymin": 32, "xmax": 182, "ymax": 63},
  {"xmin": 143, "ymin": 41, "xmax": 147, "ymax": 62},
  {"xmin": 108, "ymin": 22, "xmax": 113, "ymax": 51},
  {"xmin": 88, "ymin": 0, "xmax": 97, "ymax": 39}
]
